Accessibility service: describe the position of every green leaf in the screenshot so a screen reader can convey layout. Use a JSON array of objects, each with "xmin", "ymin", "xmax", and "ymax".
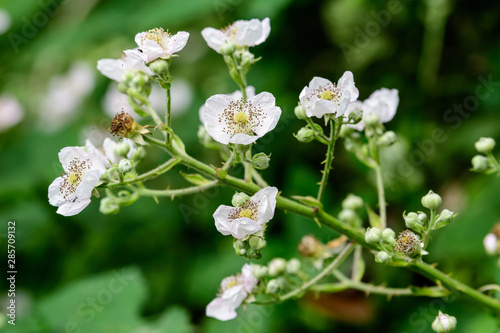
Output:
[
  {"xmin": 366, "ymin": 204, "xmax": 381, "ymax": 229},
  {"xmin": 180, "ymin": 171, "xmax": 212, "ymax": 186}
]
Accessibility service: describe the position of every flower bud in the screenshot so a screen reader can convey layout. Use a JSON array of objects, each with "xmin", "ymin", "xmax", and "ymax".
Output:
[
  {"xmin": 471, "ymin": 155, "xmax": 491, "ymax": 172},
  {"xmin": 232, "ymin": 192, "xmax": 251, "ymax": 208},
  {"xmin": 118, "ymin": 159, "xmax": 133, "ymax": 174},
  {"xmin": 121, "ymin": 71, "xmax": 135, "ymax": 84},
  {"xmin": 220, "ymin": 41, "xmax": 237, "ymax": 55},
  {"xmin": 376, "ymin": 251, "xmax": 390, "ymax": 263},
  {"xmin": 395, "ymin": 229, "xmax": 422, "ymax": 257},
  {"xmin": 268, "ymin": 258, "xmax": 287, "ymax": 277},
  {"xmin": 364, "ymin": 112, "xmax": 380, "ymax": 127},
  {"xmin": 431, "ymin": 311, "xmax": 457, "ymax": 333},
  {"xmin": 241, "ymin": 51, "xmax": 255, "ymax": 67},
  {"xmin": 483, "ymin": 233, "xmax": 498, "ymax": 256},
  {"xmin": 252, "ymin": 264, "xmax": 268, "ymax": 279},
  {"xmin": 365, "ymin": 227, "xmax": 382, "ymax": 244},
  {"xmin": 233, "ymin": 239, "xmax": 247, "ymax": 256},
  {"xmin": 131, "ymin": 147, "xmax": 146, "ymax": 163},
  {"xmin": 132, "ymin": 72, "xmax": 147, "ymax": 88},
  {"xmin": 286, "ymin": 258, "xmax": 301, "ymax": 275},
  {"xmin": 338, "ymin": 209, "xmax": 358, "ymax": 225},
  {"xmin": 249, "ymin": 235, "xmax": 267, "ymax": 250},
  {"xmin": 115, "ymin": 141, "xmax": 130, "ymax": 157},
  {"xmin": 418, "ymin": 213, "xmax": 428, "ymax": 223},
  {"xmin": 421, "ymin": 190, "xmax": 442, "ymax": 210},
  {"xmin": 435, "ymin": 209, "xmax": 456, "ymax": 229},
  {"xmin": 99, "ymin": 197, "xmax": 120, "ymax": 215},
  {"xmin": 342, "ymin": 194, "xmax": 363, "ymax": 211},
  {"xmin": 295, "ymin": 127, "xmax": 315, "ymax": 143},
  {"xmin": 475, "ymin": 137, "xmax": 495, "ymax": 154},
  {"xmin": 348, "ymin": 109, "xmax": 363, "ymax": 123},
  {"xmin": 404, "ymin": 212, "xmax": 425, "ymax": 232},
  {"xmin": 339, "ymin": 126, "xmax": 355, "ymax": 138},
  {"xmin": 298, "ymin": 235, "xmax": 323, "ymax": 257},
  {"xmin": 381, "ymin": 228, "xmax": 396, "ymax": 244},
  {"xmin": 252, "ymin": 152, "xmax": 270, "ymax": 170},
  {"xmin": 378, "ymin": 131, "xmax": 396, "ymax": 146},
  {"xmin": 294, "ymin": 103, "xmax": 308, "ymax": 120},
  {"xmin": 148, "ymin": 59, "xmax": 169, "ymax": 75},
  {"xmin": 266, "ymin": 279, "xmax": 279, "ymax": 294}
]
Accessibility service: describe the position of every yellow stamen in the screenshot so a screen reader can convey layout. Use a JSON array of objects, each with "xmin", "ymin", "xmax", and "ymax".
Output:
[
  {"xmin": 68, "ymin": 172, "xmax": 79, "ymax": 185},
  {"xmin": 320, "ymin": 90, "xmax": 335, "ymax": 100},
  {"xmin": 233, "ymin": 111, "xmax": 249, "ymax": 124},
  {"xmin": 239, "ymin": 209, "xmax": 253, "ymax": 219}
]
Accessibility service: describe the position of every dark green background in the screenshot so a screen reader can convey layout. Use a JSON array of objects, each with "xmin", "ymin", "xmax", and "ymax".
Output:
[{"xmin": 1, "ymin": 0, "xmax": 500, "ymax": 332}]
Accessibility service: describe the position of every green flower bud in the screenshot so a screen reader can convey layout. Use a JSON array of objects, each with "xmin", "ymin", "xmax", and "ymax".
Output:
[
  {"xmin": 132, "ymin": 147, "xmax": 146, "ymax": 163},
  {"xmin": 268, "ymin": 258, "xmax": 287, "ymax": 277},
  {"xmin": 252, "ymin": 264, "xmax": 268, "ymax": 279},
  {"xmin": 365, "ymin": 227, "xmax": 382, "ymax": 244},
  {"xmin": 115, "ymin": 141, "xmax": 130, "ymax": 157},
  {"xmin": 342, "ymin": 194, "xmax": 363, "ymax": 210},
  {"xmin": 295, "ymin": 127, "xmax": 315, "ymax": 143},
  {"xmin": 435, "ymin": 209, "xmax": 456, "ymax": 229},
  {"xmin": 378, "ymin": 131, "xmax": 396, "ymax": 146},
  {"xmin": 404, "ymin": 212, "xmax": 425, "ymax": 232},
  {"xmin": 232, "ymin": 192, "xmax": 251, "ymax": 208},
  {"xmin": 220, "ymin": 41, "xmax": 237, "ymax": 55},
  {"xmin": 99, "ymin": 197, "xmax": 120, "ymax": 215},
  {"xmin": 381, "ymin": 228, "xmax": 396, "ymax": 244},
  {"xmin": 376, "ymin": 251, "xmax": 390, "ymax": 263},
  {"xmin": 233, "ymin": 239, "xmax": 247, "ymax": 256},
  {"xmin": 475, "ymin": 137, "xmax": 495, "ymax": 154},
  {"xmin": 132, "ymin": 73, "xmax": 147, "ymax": 88},
  {"xmin": 286, "ymin": 258, "xmax": 301, "ymax": 275},
  {"xmin": 117, "ymin": 82, "xmax": 129, "ymax": 93},
  {"xmin": 249, "ymin": 235, "xmax": 267, "ymax": 250},
  {"xmin": 252, "ymin": 152, "xmax": 271, "ymax": 170},
  {"xmin": 118, "ymin": 159, "xmax": 133, "ymax": 174},
  {"xmin": 338, "ymin": 209, "xmax": 359, "ymax": 225},
  {"xmin": 266, "ymin": 279, "xmax": 279, "ymax": 294},
  {"xmin": 364, "ymin": 112, "xmax": 380, "ymax": 127},
  {"xmin": 432, "ymin": 311, "xmax": 457, "ymax": 333},
  {"xmin": 294, "ymin": 103, "xmax": 308, "ymax": 120},
  {"xmin": 148, "ymin": 59, "xmax": 169, "ymax": 75},
  {"xmin": 418, "ymin": 213, "xmax": 428, "ymax": 223},
  {"xmin": 421, "ymin": 190, "xmax": 442, "ymax": 210},
  {"xmin": 471, "ymin": 155, "xmax": 491, "ymax": 172},
  {"xmin": 348, "ymin": 109, "xmax": 363, "ymax": 124},
  {"xmin": 241, "ymin": 51, "xmax": 255, "ymax": 67},
  {"xmin": 121, "ymin": 71, "xmax": 135, "ymax": 84}
]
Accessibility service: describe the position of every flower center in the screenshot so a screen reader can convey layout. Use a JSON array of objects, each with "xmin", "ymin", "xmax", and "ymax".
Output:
[
  {"xmin": 220, "ymin": 275, "xmax": 242, "ymax": 293},
  {"xmin": 320, "ymin": 90, "xmax": 335, "ymax": 100},
  {"xmin": 239, "ymin": 209, "xmax": 253, "ymax": 218},
  {"xmin": 142, "ymin": 28, "xmax": 171, "ymax": 48},
  {"xmin": 233, "ymin": 111, "xmax": 249, "ymax": 124},
  {"xmin": 221, "ymin": 23, "xmax": 238, "ymax": 39},
  {"xmin": 68, "ymin": 172, "xmax": 79, "ymax": 185},
  {"xmin": 60, "ymin": 157, "xmax": 90, "ymax": 202}
]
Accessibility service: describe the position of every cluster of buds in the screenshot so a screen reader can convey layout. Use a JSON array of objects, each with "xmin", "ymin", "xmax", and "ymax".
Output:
[
  {"xmin": 248, "ymin": 257, "xmax": 302, "ymax": 296},
  {"xmin": 338, "ymin": 193, "xmax": 364, "ymax": 227},
  {"xmin": 405, "ymin": 190, "xmax": 456, "ymax": 235},
  {"xmin": 471, "ymin": 137, "xmax": 499, "ymax": 174},
  {"xmin": 364, "ymin": 227, "xmax": 397, "ymax": 263}
]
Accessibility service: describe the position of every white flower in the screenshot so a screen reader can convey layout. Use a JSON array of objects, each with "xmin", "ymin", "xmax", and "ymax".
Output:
[
  {"xmin": 48, "ymin": 142, "xmax": 109, "ymax": 216},
  {"xmin": 0, "ymin": 95, "xmax": 24, "ymax": 132},
  {"xmin": 0, "ymin": 9, "xmax": 11, "ymax": 35},
  {"xmin": 202, "ymin": 18, "xmax": 270, "ymax": 53},
  {"xmin": 125, "ymin": 28, "xmax": 189, "ymax": 62},
  {"xmin": 97, "ymin": 53, "xmax": 153, "ymax": 82},
  {"xmin": 203, "ymin": 91, "xmax": 281, "ymax": 145},
  {"xmin": 102, "ymin": 137, "xmax": 136, "ymax": 164},
  {"xmin": 206, "ymin": 264, "xmax": 258, "ymax": 321},
  {"xmin": 484, "ymin": 233, "xmax": 498, "ymax": 256},
  {"xmin": 213, "ymin": 187, "xmax": 278, "ymax": 239},
  {"xmin": 39, "ymin": 61, "xmax": 95, "ymax": 132},
  {"xmin": 299, "ymin": 72, "xmax": 359, "ymax": 118},
  {"xmin": 346, "ymin": 88, "xmax": 399, "ymax": 131},
  {"xmin": 199, "ymin": 86, "xmax": 255, "ymax": 125}
]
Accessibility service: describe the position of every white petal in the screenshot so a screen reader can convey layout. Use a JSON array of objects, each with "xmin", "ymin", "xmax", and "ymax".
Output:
[
  {"xmin": 204, "ymin": 94, "xmax": 234, "ymax": 144},
  {"xmin": 48, "ymin": 177, "xmax": 66, "ymax": 207},
  {"xmin": 103, "ymin": 138, "xmax": 120, "ymax": 164},
  {"xmin": 229, "ymin": 217, "xmax": 262, "ymax": 239},
  {"xmin": 241, "ymin": 264, "xmax": 258, "ymax": 293},
  {"xmin": 206, "ymin": 297, "xmax": 237, "ymax": 321},
  {"xmin": 309, "ymin": 77, "xmax": 333, "ymax": 91},
  {"xmin": 58, "ymin": 146, "xmax": 87, "ymax": 172},
  {"xmin": 166, "ymin": 31, "xmax": 189, "ymax": 54},
  {"xmin": 248, "ymin": 92, "xmax": 281, "ymax": 138},
  {"xmin": 75, "ymin": 170, "xmax": 101, "ymax": 200},
  {"xmin": 345, "ymin": 101, "xmax": 365, "ymax": 131},
  {"xmin": 139, "ymin": 39, "xmax": 167, "ymax": 62},
  {"xmin": 213, "ymin": 205, "xmax": 239, "ymax": 236},
  {"xmin": 254, "ymin": 17, "xmax": 271, "ymax": 45},
  {"xmin": 124, "ymin": 48, "xmax": 148, "ymax": 62},
  {"xmin": 201, "ymin": 28, "xmax": 227, "ymax": 53},
  {"xmin": 365, "ymin": 88, "xmax": 399, "ymax": 123},
  {"xmin": 229, "ymin": 133, "xmax": 257, "ymax": 145},
  {"xmin": 86, "ymin": 141, "xmax": 110, "ymax": 172},
  {"xmin": 253, "ymin": 187, "xmax": 278, "ymax": 223},
  {"xmin": 56, "ymin": 199, "xmax": 91, "ymax": 216},
  {"xmin": 312, "ymin": 98, "xmax": 337, "ymax": 118},
  {"xmin": 235, "ymin": 19, "xmax": 265, "ymax": 46},
  {"xmin": 97, "ymin": 59, "xmax": 124, "ymax": 82},
  {"xmin": 337, "ymin": 71, "xmax": 359, "ymax": 102}
]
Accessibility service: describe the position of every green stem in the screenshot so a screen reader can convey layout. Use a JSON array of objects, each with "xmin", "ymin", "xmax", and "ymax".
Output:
[
  {"xmin": 166, "ymin": 85, "xmax": 171, "ymax": 128},
  {"xmin": 374, "ymin": 164, "xmax": 387, "ymax": 229},
  {"xmin": 487, "ymin": 152, "xmax": 500, "ymax": 171},
  {"xmin": 222, "ymin": 150, "xmax": 237, "ymax": 171},
  {"xmin": 103, "ymin": 158, "xmax": 180, "ymax": 188},
  {"xmin": 312, "ymin": 281, "xmax": 446, "ymax": 297},
  {"xmin": 252, "ymin": 170, "xmax": 269, "ymax": 188},
  {"xmin": 279, "ymin": 242, "xmax": 354, "ymax": 301},
  {"xmin": 142, "ymin": 134, "xmax": 500, "ymax": 314},
  {"xmin": 317, "ymin": 119, "xmax": 340, "ymax": 202},
  {"xmin": 422, "ymin": 209, "xmax": 436, "ymax": 249},
  {"xmin": 244, "ymin": 149, "xmax": 253, "ymax": 183},
  {"xmin": 138, "ymin": 181, "xmax": 219, "ymax": 197}
]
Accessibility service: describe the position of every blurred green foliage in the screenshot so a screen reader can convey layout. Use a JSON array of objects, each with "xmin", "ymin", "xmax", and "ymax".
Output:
[{"xmin": 1, "ymin": 0, "xmax": 500, "ymax": 332}]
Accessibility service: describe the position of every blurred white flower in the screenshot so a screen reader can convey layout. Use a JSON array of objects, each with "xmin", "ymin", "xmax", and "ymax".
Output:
[
  {"xmin": 484, "ymin": 233, "xmax": 498, "ymax": 256},
  {"xmin": 0, "ymin": 95, "xmax": 24, "ymax": 132},
  {"xmin": 103, "ymin": 79, "xmax": 192, "ymax": 119},
  {"xmin": 125, "ymin": 28, "xmax": 189, "ymax": 62},
  {"xmin": 203, "ymin": 91, "xmax": 281, "ymax": 145},
  {"xmin": 48, "ymin": 142, "xmax": 109, "ymax": 216},
  {"xmin": 346, "ymin": 88, "xmax": 399, "ymax": 131},
  {"xmin": 202, "ymin": 18, "xmax": 270, "ymax": 53},
  {"xmin": 0, "ymin": 9, "xmax": 11, "ymax": 34},
  {"xmin": 213, "ymin": 186, "xmax": 278, "ymax": 239},
  {"xmin": 97, "ymin": 53, "xmax": 153, "ymax": 82},
  {"xmin": 199, "ymin": 86, "xmax": 255, "ymax": 125},
  {"xmin": 102, "ymin": 137, "xmax": 136, "ymax": 164},
  {"xmin": 299, "ymin": 72, "xmax": 359, "ymax": 118},
  {"xmin": 39, "ymin": 62, "xmax": 95, "ymax": 131},
  {"xmin": 206, "ymin": 264, "xmax": 258, "ymax": 321}
]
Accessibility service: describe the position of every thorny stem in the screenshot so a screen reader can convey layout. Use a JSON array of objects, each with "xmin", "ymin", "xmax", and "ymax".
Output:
[
  {"xmin": 317, "ymin": 118, "xmax": 340, "ymax": 202},
  {"xmin": 138, "ymin": 181, "xmax": 219, "ymax": 197},
  {"xmin": 139, "ymin": 134, "xmax": 500, "ymax": 314},
  {"xmin": 374, "ymin": 164, "xmax": 387, "ymax": 229},
  {"xmin": 312, "ymin": 281, "xmax": 447, "ymax": 297}
]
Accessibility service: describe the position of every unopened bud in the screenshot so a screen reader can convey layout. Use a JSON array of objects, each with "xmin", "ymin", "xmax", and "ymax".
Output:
[
  {"xmin": 295, "ymin": 127, "xmax": 315, "ymax": 143},
  {"xmin": 232, "ymin": 192, "xmax": 251, "ymax": 208},
  {"xmin": 431, "ymin": 311, "xmax": 457, "ymax": 333},
  {"xmin": 405, "ymin": 212, "xmax": 425, "ymax": 232},
  {"xmin": 348, "ymin": 109, "xmax": 363, "ymax": 123},
  {"xmin": 483, "ymin": 233, "xmax": 498, "ymax": 256},
  {"xmin": 233, "ymin": 239, "xmax": 247, "ymax": 256},
  {"xmin": 268, "ymin": 258, "xmax": 287, "ymax": 277},
  {"xmin": 241, "ymin": 51, "xmax": 255, "ymax": 67},
  {"xmin": 381, "ymin": 228, "xmax": 396, "ymax": 244},
  {"xmin": 378, "ymin": 131, "xmax": 396, "ymax": 146},
  {"xmin": 252, "ymin": 152, "xmax": 270, "ymax": 170},
  {"xmin": 249, "ymin": 235, "xmax": 267, "ymax": 250},
  {"xmin": 421, "ymin": 190, "xmax": 442, "ymax": 210},
  {"xmin": 475, "ymin": 137, "xmax": 495, "ymax": 154},
  {"xmin": 252, "ymin": 264, "xmax": 268, "ymax": 279},
  {"xmin": 364, "ymin": 112, "xmax": 380, "ymax": 127},
  {"xmin": 148, "ymin": 59, "xmax": 169, "ymax": 75},
  {"xmin": 286, "ymin": 258, "xmax": 301, "ymax": 275},
  {"xmin": 115, "ymin": 141, "xmax": 130, "ymax": 157},
  {"xmin": 338, "ymin": 209, "xmax": 358, "ymax": 225},
  {"xmin": 376, "ymin": 251, "xmax": 390, "ymax": 263},
  {"xmin": 365, "ymin": 227, "xmax": 382, "ymax": 244},
  {"xmin": 220, "ymin": 41, "xmax": 237, "ymax": 56},
  {"xmin": 471, "ymin": 155, "xmax": 491, "ymax": 172},
  {"xmin": 435, "ymin": 209, "xmax": 456, "ymax": 229},
  {"xmin": 342, "ymin": 193, "xmax": 363, "ymax": 210},
  {"xmin": 118, "ymin": 159, "xmax": 133, "ymax": 174},
  {"xmin": 294, "ymin": 104, "xmax": 308, "ymax": 120},
  {"xmin": 266, "ymin": 279, "xmax": 279, "ymax": 294}
]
